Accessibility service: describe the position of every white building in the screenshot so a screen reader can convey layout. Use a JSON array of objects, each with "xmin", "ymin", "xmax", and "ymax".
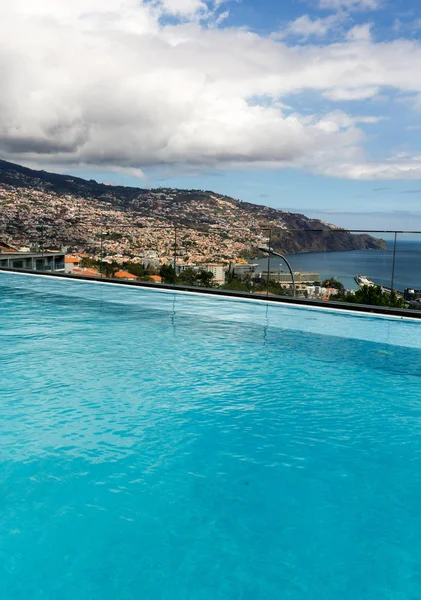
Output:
[
  {"xmin": 201, "ymin": 264, "xmax": 225, "ymax": 285},
  {"xmin": 64, "ymin": 256, "xmax": 81, "ymax": 274}
]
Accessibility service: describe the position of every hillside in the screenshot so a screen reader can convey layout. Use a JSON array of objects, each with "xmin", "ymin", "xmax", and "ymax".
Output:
[{"xmin": 0, "ymin": 159, "xmax": 386, "ymax": 262}]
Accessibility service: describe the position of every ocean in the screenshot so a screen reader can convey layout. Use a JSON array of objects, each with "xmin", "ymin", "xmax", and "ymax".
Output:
[{"xmin": 255, "ymin": 240, "xmax": 421, "ymax": 291}]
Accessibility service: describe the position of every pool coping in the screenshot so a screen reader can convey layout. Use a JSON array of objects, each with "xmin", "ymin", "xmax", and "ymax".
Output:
[{"xmin": 1, "ymin": 266, "xmax": 420, "ymax": 321}]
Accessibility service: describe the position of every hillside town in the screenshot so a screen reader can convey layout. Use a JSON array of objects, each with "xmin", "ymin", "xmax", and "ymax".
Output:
[
  {"xmin": 0, "ymin": 160, "xmax": 390, "ymax": 302},
  {"xmin": 0, "ymin": 180, "xmax": 279, "ymax": 264},
  {"xmin": 0, "ymin": 233, "xmax": 344, "ymax": 301},
  {"xmin": 0, "ymin": 158, "xmax": 384, "ymax": 265}
]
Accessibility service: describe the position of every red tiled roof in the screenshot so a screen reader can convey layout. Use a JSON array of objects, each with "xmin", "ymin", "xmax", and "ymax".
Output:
[
  {"xmin": 0, "ymin": 242, "xmax": 18, "ymax": 253},
  {"xmin": 114, "ymin": 270, "xmax": 136, "ymax": 279},
  {"xmin": 72, "ymin": 267, "xmax": 100, "ymax": 277}
]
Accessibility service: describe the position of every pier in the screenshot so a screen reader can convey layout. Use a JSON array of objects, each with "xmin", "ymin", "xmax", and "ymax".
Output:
[{"xmin": 354, "ymin": 275, "xmax": 404, "ymax": 298}]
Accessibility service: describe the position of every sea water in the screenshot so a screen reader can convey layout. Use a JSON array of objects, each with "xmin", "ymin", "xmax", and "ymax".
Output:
[
  {"xmin": 1, "ymin": 273, "xmax": 421, "ymax": 599},
  {"xmin": 256, "ymin": 240, "xmax": 421, "ymax": 290}
]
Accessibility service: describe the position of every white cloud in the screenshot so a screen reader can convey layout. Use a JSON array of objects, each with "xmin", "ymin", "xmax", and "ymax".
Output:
[
  {"xmin": 323, "ymin": 87, "xmax": 379, "ymax": 101},
  {"xmin": 157, "ymin": 0, "xmax": 208, "ymax": 17},
  {"xmin": 322, "ymin": 157, "xmax": 421, "ymax": 180},
  {"xmin": 283, "ymin": 14, "xmax": 340, "ymax": 38},
  {"xmin": 213, "ymin": 9, "xmax": 230, "ymax": 26},
  {"xmin": 0, "ymin": 0, "xmax": 421, "ymax": 181},
  {"xmin": 345, "ymin": 23, "xmax": 372, "ymax": 41},
  {"xmin": 318, "ymin": 0, "xmax": 381, "ymax": 11}
]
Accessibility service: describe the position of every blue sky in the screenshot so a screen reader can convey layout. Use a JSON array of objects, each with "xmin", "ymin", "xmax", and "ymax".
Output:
[
  {"xmin": 2, "ymin": 0, "xmax": 421, "ymax": 229},
  {"xmin": 229, "ymin": 0, "xmax": 421, "ymax": 34}
]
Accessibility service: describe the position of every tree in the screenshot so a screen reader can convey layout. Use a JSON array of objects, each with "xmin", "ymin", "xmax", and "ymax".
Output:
[
  {"xmin": 223, "ymin": 270, "xmax": 254, "ymax": 292},
  {"xmin": 79, "ymin": 256, "xmax": 97, "ymax": 268},
  {"xmin": 178, "ymin": 268, "xmax": 198, "ymax": 286},
  {"xmin": 159, "ymin": 263, "xmax": 176, "ymax": 284},
  {"xmin": 197, "ymin": 270, "xmax": 214, "ymax": 287},
  {"xmin": 222, "ymin": 279, "xmax": 251, "ymax": 292},
  {"xmin": 322, "ymin": 278, "xmax": 345, "ymax": 292},
  {"xmin": 339, "ymin": 285, "xmax": 405, "ymax": 308},
  {"xmin": 225, "ymin": 270, "xmax": 238, "ymax": 285},
  {"xmin": 125, "ymin": 262, "xmax": 146, "ymax": 278},
  {"xmin": 267, "ymin": 280, "xmax": 292, "ymax": 296},
  {"xmin": 101, "ymin": 261, "xmax": 119, "ymax": 278}
]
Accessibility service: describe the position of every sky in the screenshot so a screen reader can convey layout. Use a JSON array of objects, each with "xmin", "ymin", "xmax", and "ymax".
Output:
[{"xmin": 1, "ymin": 0, "xmax": 421, "ymax": 229}]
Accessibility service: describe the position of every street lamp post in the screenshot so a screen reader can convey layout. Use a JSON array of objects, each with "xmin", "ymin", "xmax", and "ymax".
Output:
[{"xmin": 258, "ymin": 245, "xmax": 296, "ymax": 299}]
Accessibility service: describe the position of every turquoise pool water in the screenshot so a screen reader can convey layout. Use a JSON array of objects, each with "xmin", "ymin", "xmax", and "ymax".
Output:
[{"xmin": 1, "ymin": 273, "xmax": 421, "ymax": 599}]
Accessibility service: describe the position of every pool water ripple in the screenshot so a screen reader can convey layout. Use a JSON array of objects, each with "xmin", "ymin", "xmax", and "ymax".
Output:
[{"xmin": 1, "ymin": 273, "xmax": 421, "ymax": 599}]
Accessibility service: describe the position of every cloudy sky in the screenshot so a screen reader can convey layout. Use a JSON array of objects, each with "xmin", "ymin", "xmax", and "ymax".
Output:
[{"xmin": 1, "ymin": 0, "xmax": 421, "ymax": 228}]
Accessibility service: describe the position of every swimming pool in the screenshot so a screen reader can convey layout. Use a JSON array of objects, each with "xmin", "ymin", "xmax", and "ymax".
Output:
[{"xmin": 1, "ymin": 272, "xmax": 421, "ymax": 599}]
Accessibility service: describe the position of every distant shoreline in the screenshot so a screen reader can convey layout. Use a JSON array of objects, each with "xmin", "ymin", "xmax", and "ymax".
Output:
[{"xmin": 251, "ymin": 241, "xmax": 421, "ymax": 291}]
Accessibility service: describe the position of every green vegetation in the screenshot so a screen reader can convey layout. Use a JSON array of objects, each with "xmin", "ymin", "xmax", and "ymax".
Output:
[
  {"xmin": 177, "ymin": 268, "xmax": 215, "ymax": 288},
  {"xmin": 160, "ymin": 264, "xmax": 215, "ymax": 287},
  {"xmin": 177, "ymin": 267, "xmax": 198, "ymax": 286},
  {"xmin": 336, "ymin": 285, "xmax": 405, "ymax": 309},
  {"xmin": 100, "ymin": 261, "xmax": 120, "ymax": 278},
  {"xmin": 321, "ymin": 279, "xmax": 405, "ymax": 308},
  {"xmin": 322, "ymin": 278, "xmax": 345, "ymax": 292},
  {"xmin": 221, "ymin": 272, "xmax": 293, "ymax": 296},
  {"xmin": 76, "ymin": 259, "xmax": 215, "ymax": 288},
  {"xmin": 79, "ymin": 256, "xmax": 96, "ymax": 268},
  {"xmin": 159, "ymin": 264, "xmax": 176, "ymax": 284},
  {"xmin": 79, "ymin": 257, "xmax": 154, "ymax": 281},
  {"xmin": 222, "ymin": 271, "xmax": 252, "ymax": 293},
  {"xmin": 74, "ymin": 254, "xmax": 412, "ymax": 311},
  {"xmin": 125, "ymin": 262, "xmax": 147, "ymax": 278},
  {"xmin": 221, "ymin": 279, "xmax": 252, "ymax": 292}
]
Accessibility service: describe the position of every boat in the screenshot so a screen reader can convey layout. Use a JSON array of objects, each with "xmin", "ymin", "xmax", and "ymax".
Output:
[{"xmin": 354, "ymin": 275, "xmax": 375, "ymax": 287}]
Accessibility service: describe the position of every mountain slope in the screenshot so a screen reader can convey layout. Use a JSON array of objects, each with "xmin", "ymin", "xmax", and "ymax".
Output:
[{"xmin": 0, "ymin": 159, "xmax": 385, "ymax": 260}]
